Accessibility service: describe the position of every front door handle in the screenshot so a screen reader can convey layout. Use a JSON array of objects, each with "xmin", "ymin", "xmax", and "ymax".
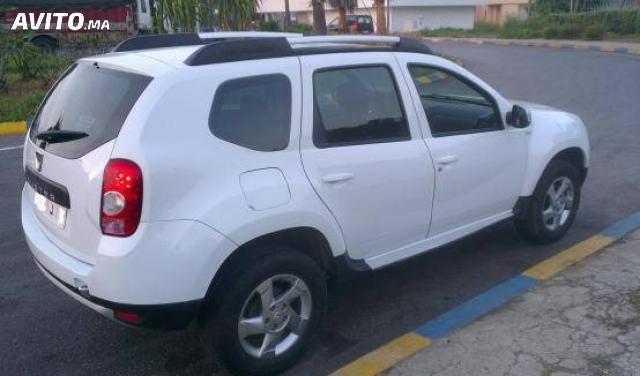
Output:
[
  {"xmin": 436, "ymin": 155, "xmax": 459, "ymax": 165},
  {"xmin": 322, "ymin": 172, "xmax": 354, "ymax": 184}
]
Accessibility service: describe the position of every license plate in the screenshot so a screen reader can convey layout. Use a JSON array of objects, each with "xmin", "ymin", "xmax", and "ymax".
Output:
[{"xmin": 34, "ymin": 192, "xmax": 67, "ymax": 229}]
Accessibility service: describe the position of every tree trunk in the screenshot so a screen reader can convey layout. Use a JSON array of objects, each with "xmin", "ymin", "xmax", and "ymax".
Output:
[
  {"xmin": 374, "ymin": 0, "xmax": 387, "ymax": 34},
  {"xmin": 312, "ymin": 0, "xmax": 327, "ymax": 35},
  {"xmin": 284, "ymin": 0, "xmax": 291, "ymax": 30},
  {"xmin": 339, "ymin": 7, "xmax": 347, "ymax": 33}
]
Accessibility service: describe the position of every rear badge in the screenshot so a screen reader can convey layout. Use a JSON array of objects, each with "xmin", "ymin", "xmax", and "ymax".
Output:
[{"xmin": 35, "ymin": 152, "xmax": 43, "ymax": 172}]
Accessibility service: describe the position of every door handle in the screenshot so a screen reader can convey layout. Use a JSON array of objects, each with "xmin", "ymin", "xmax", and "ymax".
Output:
[
  {"xmin": 322, "ymin": 172, "xmax": 354, "ymax": 184},
  {"xmin": 436, "ymin": 155, "xmax": 459, "ymax": 165}
]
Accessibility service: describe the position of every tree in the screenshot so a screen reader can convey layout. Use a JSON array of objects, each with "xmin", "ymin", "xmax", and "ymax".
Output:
[
  {"xmin": 311, "ymin": 0, "xmax": 328, "ymax": 34},
  {"xmin": 373, "ymin": 0, "xmax": 387, "ymax": 34},
  {"xmin": 153, "ymin": 0, "xmax": 258, "ymax": 32},
  {"xmin": 327, "ymin": 0, "xmax": 356, "ymax": 33},
  {"xmin": 284, "ymin": 0, "xmax": 291, "ymax": 30}
]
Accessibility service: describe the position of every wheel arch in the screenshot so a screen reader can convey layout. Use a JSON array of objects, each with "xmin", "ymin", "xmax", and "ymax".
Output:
[
  {"xmin": 521, "ymin": 145, "xmax": 588, "ymax": 197},
  {"xmin": 199, "ymin": 226, "xmax": 341, "ymax": 322},
  {"xmin": 29, "ymin": 34, "xmax": 59, "ymax": 50}
]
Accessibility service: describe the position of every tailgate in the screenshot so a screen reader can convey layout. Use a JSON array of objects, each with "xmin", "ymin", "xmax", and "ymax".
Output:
[{"xmin": 23, "ymin": 61, "xmax": 151, "ymax": 264}]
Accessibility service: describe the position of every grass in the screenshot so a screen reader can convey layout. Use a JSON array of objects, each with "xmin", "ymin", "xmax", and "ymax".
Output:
[
  {"xmin": 0, "ymin": 73, "xmax": 48, "ymax": 123},
  {"xmin": 421, "ymin": 12, "xmax": 640, "ymax": 42}
]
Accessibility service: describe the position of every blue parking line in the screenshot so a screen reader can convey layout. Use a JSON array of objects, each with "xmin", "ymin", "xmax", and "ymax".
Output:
[
  {"xmin": 414, "ymin": 275, "xmax": 537, "ymax": 340},
  {"xmin": 601, "ymin": 211, "xmax": 640, "ymax": 239}
]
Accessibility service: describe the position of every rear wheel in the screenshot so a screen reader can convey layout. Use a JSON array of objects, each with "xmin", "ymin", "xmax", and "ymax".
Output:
[
  {"xmin": 201, "ymin": 248, "xmax": 326, "ymax": 375},
  {"xmin": 515, "ymin": 160, "xmax": 581, "ymax": 244}
]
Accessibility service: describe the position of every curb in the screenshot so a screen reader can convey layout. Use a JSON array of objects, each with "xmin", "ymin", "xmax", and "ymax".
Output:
[
  {"xmin": 423, "ymin": 37, "xmax": 640, "ymax": 57},
  {"xmin": 331, "ymin": 211, "xmax": 640, "ymax": 376},
  {"xmin": 0, "ymin": 121, "xmax": 28, "ymax": 136}
]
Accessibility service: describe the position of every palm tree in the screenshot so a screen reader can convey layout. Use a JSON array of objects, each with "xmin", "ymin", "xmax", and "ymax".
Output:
[
  {"xmin": 284, "ymin": 0, "xmax": 291, "ymax": 30},
  {"xmin": 311, "ymin": 0, "xmax": 328, "ymax": 34},
  {"xmin": 327, "ymin": 0, "xmax": 356, "ymax": 33},
  {"xmin": 153, "ymin": 0, "xmax": 258, "ymax": 32},
  {"xmin": 373, "ymin": 0, "xmax": 387, "ymax": 34}
]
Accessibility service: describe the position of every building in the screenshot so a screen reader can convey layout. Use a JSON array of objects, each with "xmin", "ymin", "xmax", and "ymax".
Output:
[
  {"xmin": 475, "ymin": 0, "xmax": 530, "ymax": 25},
  {"xmin": 258, "ymin": 0, "xmax": 488, "ymax": 33}
]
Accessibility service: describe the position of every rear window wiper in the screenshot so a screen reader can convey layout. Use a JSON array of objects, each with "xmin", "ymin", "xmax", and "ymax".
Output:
[{"xmin": 35, "ymin": 130, "xmax": 89, "ymax": 144}]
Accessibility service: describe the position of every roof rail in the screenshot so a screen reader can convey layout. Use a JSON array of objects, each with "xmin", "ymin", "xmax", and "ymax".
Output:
[
  {"xmin": 112, "ymin": 31, "xmax": 304, "ymax": 53},
  {"xmin": 113, "ymin": 33, "xmax": 203, "ymax": 52},
  {"xmin": 184, "ymin": 36, "xmax": 432, "ymax": 66},
  {"xmin": 198, "ymin": 31, "xmax": 303, "ymax": 39},
  {"xmin": 288, "ymin": 35, "xmax": 400, "ymax": 46},
  {"xmin": 185, "ymin": 38, "xmax": 294, "ymax": 66}
]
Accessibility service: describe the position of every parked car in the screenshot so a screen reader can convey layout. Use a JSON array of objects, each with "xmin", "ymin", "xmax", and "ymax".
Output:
[
  {"xmin": 21, "ymin": 32, "xmax": 589, "ymax": 375},
  {"xmin": 327, "ymin": 14, "xmax": 374, "ymax": 34},
  {"xmin": 1, "ymin": 0, "xmax": 152, "ymax": 51}
]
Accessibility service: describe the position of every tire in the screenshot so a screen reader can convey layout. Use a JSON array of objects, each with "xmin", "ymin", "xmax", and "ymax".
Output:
[
  {"xmin": 201, "ymin": 247, "xmax": 327, "ymax": 375},
  {"xmin": 31, "ymin": 37, "xmax": 57, "ymax": 53},
  {"xmin": 515, "ymin": 160, "xmax": 581, "ymax": 244}
]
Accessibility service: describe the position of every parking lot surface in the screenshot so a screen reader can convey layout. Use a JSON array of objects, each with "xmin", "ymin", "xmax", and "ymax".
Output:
[{"xmin": 1, "ymin": 42, "xmax": 639, "ymax": 375}]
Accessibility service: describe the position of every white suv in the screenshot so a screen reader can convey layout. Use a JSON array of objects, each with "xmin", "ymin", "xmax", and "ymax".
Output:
[{"xmin": 21, "ymin": 32, "xmax": 590, "ymax": 374}]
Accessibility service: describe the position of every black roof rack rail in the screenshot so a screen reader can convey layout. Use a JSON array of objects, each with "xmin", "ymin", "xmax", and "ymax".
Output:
[
  {"xmin": 184, "ymin": 36, "xmax": 432, "ymax": 66},
  {"xmin": 112, "ymin": 32, "xmax": 304, "ymax": 53},
  {"xmin": 112, "ymin": 33, "xmax": 205, "ymax": 52},
  {"xmin": 396, "ymin": 37, "xmax": 433, "ymax": 54},
  {"xmin": 185, "ymin": 38, "xmax": 295, "ymax": 66}
]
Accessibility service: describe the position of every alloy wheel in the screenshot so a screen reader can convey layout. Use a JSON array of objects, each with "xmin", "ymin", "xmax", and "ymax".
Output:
[
  {"xmin": 542, "ymin": 176, "xmax": 574, "ymax": 231},
  {"xmin": 238, "ymin": 274, "xmax": 312, "ymax": 359}
]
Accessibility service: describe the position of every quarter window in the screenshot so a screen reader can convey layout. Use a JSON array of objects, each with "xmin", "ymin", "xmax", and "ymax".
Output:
[
  {"xmin": 313, "ymin": 66, "xmax": 410, "ymax": 147},
  {"xmin": 408, "ymin": 65, "xmax": 502, "ymax": 137},
  {"xmin": 210, "ymin": 74, "xmax": 291, "ymax": 151}
]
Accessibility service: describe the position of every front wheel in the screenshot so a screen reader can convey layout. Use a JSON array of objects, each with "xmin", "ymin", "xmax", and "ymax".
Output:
[
  {"xmin": 515, "ymin": 160, "xmax": 582, "ymax": 244},
  {"xmin": 201, "ymin": 249, "xmax": 327, "ymax": 375}
]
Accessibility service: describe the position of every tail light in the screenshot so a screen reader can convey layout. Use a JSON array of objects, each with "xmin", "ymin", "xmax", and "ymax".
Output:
[{"xmin": 101, "ymin": 159, "xmax": 143, "ymax": 237}]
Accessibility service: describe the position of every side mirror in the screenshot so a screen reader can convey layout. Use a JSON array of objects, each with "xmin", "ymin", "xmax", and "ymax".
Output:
[{"xmin": 506, "ymin": 104, "xmax": 530, "ymax": 128}]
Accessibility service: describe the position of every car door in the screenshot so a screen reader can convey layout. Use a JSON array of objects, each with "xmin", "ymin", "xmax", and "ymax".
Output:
[
  {"xmin": 299, "ymin": 53, "xmax": 435, "ymax": 261},
  {"xmin": 397, "ymin": 55, "xmax": 529, "ymax": 237}
]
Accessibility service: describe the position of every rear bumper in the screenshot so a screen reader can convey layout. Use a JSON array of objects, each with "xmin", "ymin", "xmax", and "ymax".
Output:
[
  {"xmin": 21, "ymin": 185, "xmax": 237, "ymax": 328},
  {"xmin": 35, "ymin": 258, "xmax": 200, "ymax": 329}
]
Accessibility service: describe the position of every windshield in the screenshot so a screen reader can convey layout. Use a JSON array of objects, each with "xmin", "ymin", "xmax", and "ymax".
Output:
[{"xmin": 30, "ymin": 62, "xmax": 152, "ymax": 159}]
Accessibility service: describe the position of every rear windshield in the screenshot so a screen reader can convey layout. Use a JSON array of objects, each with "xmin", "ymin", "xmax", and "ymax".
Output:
[{"xmin": 29, "ymin": 62, "xmax": 152, "ymax": 159}]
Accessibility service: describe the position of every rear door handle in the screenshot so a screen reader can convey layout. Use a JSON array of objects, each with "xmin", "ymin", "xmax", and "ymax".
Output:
[
  {"xmin": 436, "ymin": 155, "xmax": 459, "ymax": 165},
  {"xmin": 322, "ymin": 172, "xmax": 354, "ymax": 184}
]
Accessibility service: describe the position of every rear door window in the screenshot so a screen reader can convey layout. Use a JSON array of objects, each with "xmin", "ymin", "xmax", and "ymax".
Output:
[
  {"xmin": 313, "ymin": 65, "xmax": 410, "ymax": 147},
  {"xmin": 30, "ymin": 62, "xmax": 152, "ymax": 159}
]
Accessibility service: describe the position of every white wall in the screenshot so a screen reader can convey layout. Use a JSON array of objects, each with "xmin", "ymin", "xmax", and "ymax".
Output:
[{"xmin": 389, "ymin": 6, "xmax": 476, "ymax": 32}]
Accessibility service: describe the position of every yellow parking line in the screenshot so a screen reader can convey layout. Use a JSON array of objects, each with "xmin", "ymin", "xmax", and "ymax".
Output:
[
  {"xmin": 523, "ymin": 235, "xmax": 615, "ymax": 280},
  {"xmin": 0, "ymin": 121, "xmax": 28, "ymax": 136},
  {"xmin": 330, "ymin": 332, "xmax": 432, "ymax": 376}
]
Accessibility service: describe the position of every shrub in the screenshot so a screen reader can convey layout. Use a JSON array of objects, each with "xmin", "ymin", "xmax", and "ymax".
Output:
[
  {"xmin": 473, "ymin": 21, "xmax": 499, "ymax": 34},
  {"xmin": 260, "ymin": 20, "xmax": 281, "ymax": 31},
  {"xmin": 287, "ymin": 23, "xmax": 313, "ymax": 35},
  {"xmin": 543, "ymin": 26, "xmax": 560, "ymax": 39},
  {"xmin": 558, "ymin": 24, "xmax": 583, "ymax": 39},
  {"xmin": 584, "ymin": 25, "xmax": 605, "ymax": 40}
]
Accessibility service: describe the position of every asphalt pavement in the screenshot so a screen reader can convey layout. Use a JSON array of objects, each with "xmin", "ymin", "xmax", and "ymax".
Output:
[{"xmin": 1, "ymin": 42, "xmax": 639, "ymax": 376}]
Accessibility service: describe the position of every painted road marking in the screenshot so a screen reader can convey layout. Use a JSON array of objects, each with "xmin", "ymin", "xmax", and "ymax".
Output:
[
  {"xmin": 523, "ymin": 235, "xmax": 614, "ymax": 280},
  {"xmin": 414, "ymin": 275, "xmax": 537, "ymax": 339},
  {"xmin": 331, "ymin": 333, "xmax": 432, "ymax": 376},
  {"xmin": 0, "ymin": 145, "xmax": 24, "ymax": 152},
  {"xmin": 0, "ymin": 121, "xmax": 27, "ymax": 136},
  {"xmin": 330, "ymin": 210, "xmax": 640, "ymax": 376}
]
